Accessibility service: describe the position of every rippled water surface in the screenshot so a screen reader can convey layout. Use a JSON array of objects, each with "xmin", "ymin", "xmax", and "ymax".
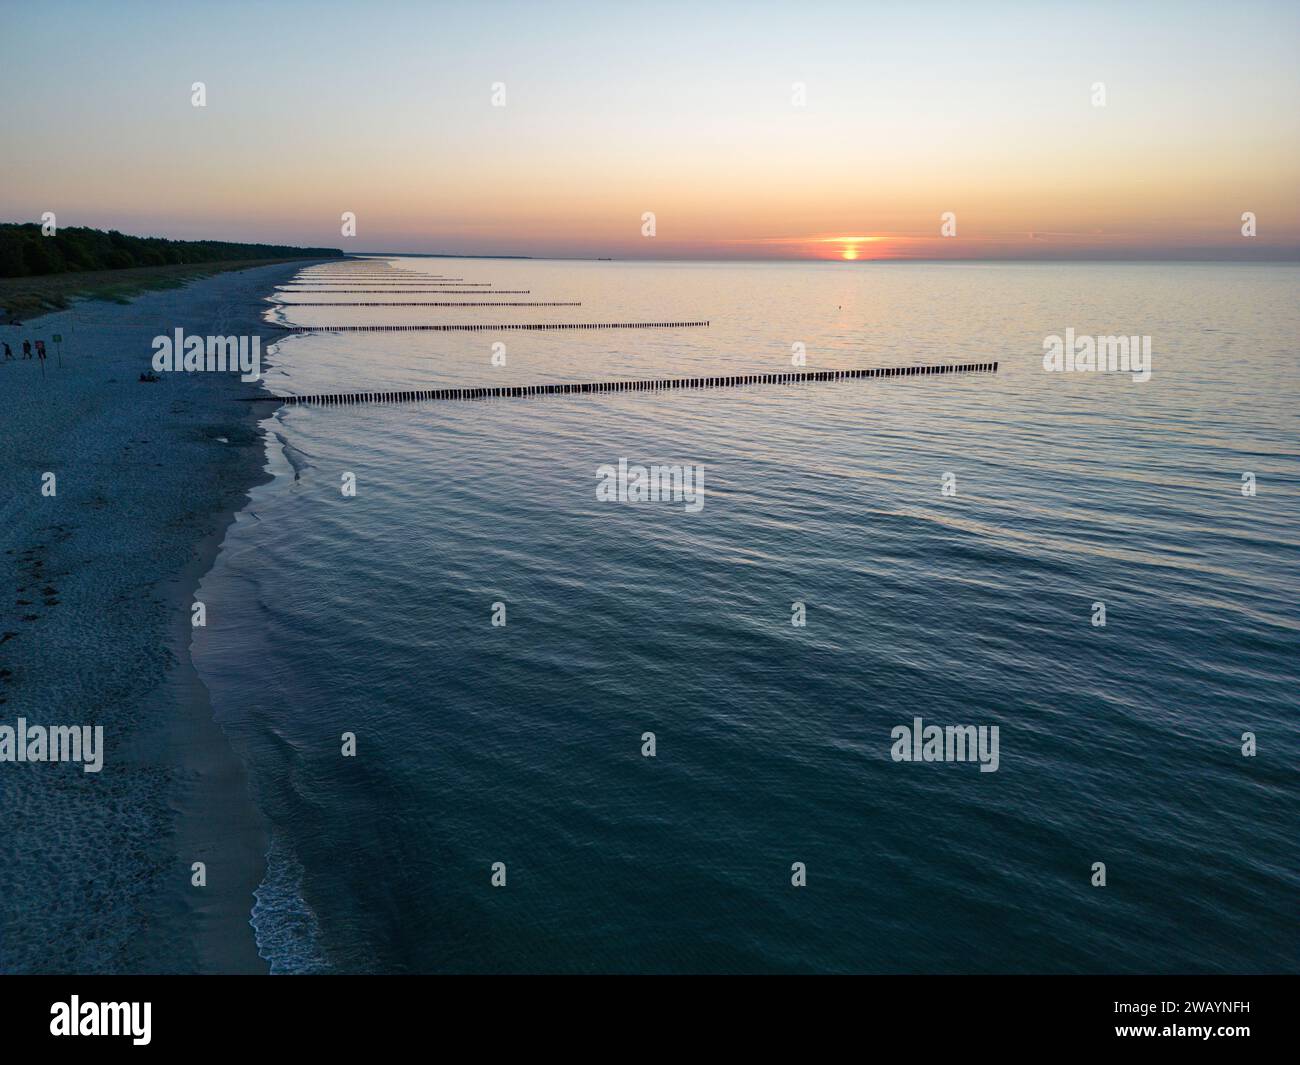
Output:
[{"xmin": 194, "ymin": 258, "xmax": 1298, "ymax": 973}]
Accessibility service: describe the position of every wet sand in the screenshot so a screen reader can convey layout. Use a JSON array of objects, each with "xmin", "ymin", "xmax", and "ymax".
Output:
[{"xmin": 0, "ymin": 261, "xmax": 316, "ymax": 973}]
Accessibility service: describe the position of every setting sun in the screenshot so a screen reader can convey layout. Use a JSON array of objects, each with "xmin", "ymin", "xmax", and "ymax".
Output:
[{"xmin": 807, "ymin": 235, "xmax": 886, "ymax": 261}]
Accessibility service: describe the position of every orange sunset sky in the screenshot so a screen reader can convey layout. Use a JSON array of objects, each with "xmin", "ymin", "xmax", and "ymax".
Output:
[{"xmin": 2, "ymin": 1, "xmax": 1297, "ymax": 260}]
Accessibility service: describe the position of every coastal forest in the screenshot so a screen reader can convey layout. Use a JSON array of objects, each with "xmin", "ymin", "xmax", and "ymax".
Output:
[{"xmin": 0, "ymin": 223, "xmax": 343, "ymax": 277}]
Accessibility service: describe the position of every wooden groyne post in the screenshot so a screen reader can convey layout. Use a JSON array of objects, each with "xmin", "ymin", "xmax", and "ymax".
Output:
[{"xmin": 237, "ymin": 362, "xmax": 1000, "ymax": 406}]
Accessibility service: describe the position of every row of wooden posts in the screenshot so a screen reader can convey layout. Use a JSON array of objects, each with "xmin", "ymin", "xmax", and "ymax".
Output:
[{"xmin": 240, "ymin": 362, "xmax": 1000, "ymax": 407}]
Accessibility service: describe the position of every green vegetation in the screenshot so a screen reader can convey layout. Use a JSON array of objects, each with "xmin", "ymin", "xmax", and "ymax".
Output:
[
  {"xmin": 0, "ymin": 223, "xmax": 344, "ymax": 321},
  {"xmin": 0, "ymin": 258, "xmax": 326, "ymax": 323},
  {"xmin": 0, "ymin": 222, "xmax": 342, "ymax": 278}
]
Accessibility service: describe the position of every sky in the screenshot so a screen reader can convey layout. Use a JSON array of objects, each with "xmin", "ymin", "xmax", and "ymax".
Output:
[{"xmin": 1, "ymin": 0, "xmax": 1297, "ymax": 260}]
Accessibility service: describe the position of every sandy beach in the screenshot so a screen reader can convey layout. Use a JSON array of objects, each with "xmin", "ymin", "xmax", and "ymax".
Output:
[{"xmin": 0, "ymin": 260, "xmax": 316, "ymax": 973}]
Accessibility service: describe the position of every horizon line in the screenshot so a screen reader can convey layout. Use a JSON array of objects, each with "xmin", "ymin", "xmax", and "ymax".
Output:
[{"xmin": 348, "ymin": 251, "xmax": 1300, "ymax": 264}]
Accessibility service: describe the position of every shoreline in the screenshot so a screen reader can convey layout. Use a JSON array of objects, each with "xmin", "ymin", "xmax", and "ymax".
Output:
[
  {"xmin": 0, "ymin": 260, "xmax": 315, "ymax": 972},
  {"xmin": 0, "ymin": 256, "xmax": 337, "ymax": 325}
]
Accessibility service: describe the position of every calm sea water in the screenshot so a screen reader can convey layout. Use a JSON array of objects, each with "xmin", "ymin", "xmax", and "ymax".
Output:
[{"xmin": 193, "ymin": 259, "xmax": 1298, "ymax": 974}]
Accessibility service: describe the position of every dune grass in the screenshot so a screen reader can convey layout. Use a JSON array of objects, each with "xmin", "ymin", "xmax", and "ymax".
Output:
[{"xmin": 0, "ymin": 257, "xmax": 323, "ymax": 323}]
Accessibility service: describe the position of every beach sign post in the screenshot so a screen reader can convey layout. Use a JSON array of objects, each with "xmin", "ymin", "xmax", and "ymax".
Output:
[{"xmin": 53, "ymin": 333, "xmax": 62, "ymax": 367}]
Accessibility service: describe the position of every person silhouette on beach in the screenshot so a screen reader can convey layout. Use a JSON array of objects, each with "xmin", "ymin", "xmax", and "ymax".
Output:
[
  {"xmin": 35, "ymin": 340, "xmax": 46, "ymax": 361},
  {"xmin": 2, "ymin": 342, "xmax": 12, "ymax": 360},
  {"xmin": 22, "ymin": 340, "xmax": 32, "ymax": 359}
]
